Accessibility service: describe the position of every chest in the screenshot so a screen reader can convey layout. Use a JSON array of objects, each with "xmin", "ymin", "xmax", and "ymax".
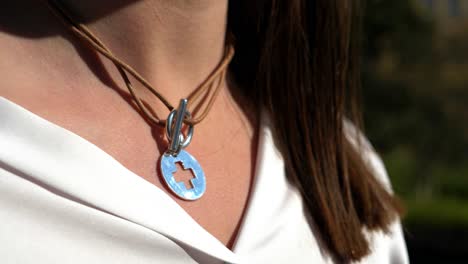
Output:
[{"xmin": 1, "ymin": 90, "xmax": 258, "ymax": 249}]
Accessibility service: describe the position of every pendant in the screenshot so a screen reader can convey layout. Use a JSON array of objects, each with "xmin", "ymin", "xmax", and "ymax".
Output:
[
  {"xmin": 160, "ymin": 150, "xmax": 206, "ymax": 200},
  {"xmin": 159, "ymin": 99, "xmax": 206, "ymax": 200}
]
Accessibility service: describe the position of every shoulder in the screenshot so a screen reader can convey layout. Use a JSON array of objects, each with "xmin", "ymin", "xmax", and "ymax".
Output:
[
  {"xmin": 343, "ymin": 119, "xmax": 393, "ymax": 192},
  {"xmin": 343, "ymin": 119, "xmax": 409, "ymax": 264}
]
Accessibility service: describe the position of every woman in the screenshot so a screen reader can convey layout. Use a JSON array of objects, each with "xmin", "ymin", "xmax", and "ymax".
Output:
[{"xmin": 0, "ymin": 0, "xmax": 408, "ymax": 263}]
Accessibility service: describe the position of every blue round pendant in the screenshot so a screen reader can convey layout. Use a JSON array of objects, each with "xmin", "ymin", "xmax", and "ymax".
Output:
[{"xmin": 160, "ymin": 150, "xmax": 206, "ymax": 200}]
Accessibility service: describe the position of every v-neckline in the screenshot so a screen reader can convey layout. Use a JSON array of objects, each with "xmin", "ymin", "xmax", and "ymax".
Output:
[{"xmin": 0, "ymin": 96, "xmax": 274, "ymax": 263}]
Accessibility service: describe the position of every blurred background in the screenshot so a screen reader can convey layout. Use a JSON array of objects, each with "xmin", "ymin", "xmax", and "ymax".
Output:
[{"xmin": 362, "ymin": 0, "xmax": 468, "ymax": 262}]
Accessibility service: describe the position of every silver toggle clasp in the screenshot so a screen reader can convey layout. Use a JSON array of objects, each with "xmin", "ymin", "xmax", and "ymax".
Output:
[{"xmin": 165, "ymin": 99, "xmax": 194, "ymax": 156}]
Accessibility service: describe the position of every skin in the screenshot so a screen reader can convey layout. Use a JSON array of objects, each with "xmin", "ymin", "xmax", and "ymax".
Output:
[{"xmin": 0, "ymin": 0, "xmax": 258, "ymax": 249}]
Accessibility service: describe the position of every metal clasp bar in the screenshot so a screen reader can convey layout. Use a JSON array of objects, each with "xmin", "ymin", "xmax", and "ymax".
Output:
[{"xmin": 166, "ymin": 99, "xmax": 194, "ymax": 156}]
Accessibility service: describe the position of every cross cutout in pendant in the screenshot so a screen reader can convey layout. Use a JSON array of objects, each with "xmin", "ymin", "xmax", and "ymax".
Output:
[{"xmin": 174, "ymin": 161, "xmax": 196, "ymax": 190}]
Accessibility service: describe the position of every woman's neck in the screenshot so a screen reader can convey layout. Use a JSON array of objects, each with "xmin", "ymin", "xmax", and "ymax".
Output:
[
  {"xmin": 0, "ymin": 0, "xmax": 228, "ymax": 103},
  {"xmin": 59, "ymin": 0, "xmax": 229, "ymax": 99}
]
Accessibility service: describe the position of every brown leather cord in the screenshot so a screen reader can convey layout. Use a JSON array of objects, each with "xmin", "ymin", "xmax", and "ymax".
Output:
[{"xmin": 44, "ymin": 0, "xmax": 235, "ymax": 127}]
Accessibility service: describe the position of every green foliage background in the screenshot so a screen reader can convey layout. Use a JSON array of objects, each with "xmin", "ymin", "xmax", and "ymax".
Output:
[{"xmin": 362, "ymin": 0, "xmax": 468, "ymax": 262}]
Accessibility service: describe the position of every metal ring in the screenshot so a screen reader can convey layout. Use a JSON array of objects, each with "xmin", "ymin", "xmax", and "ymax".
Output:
[
  {"xmin": 165, "ymin": 110, "xmax": 194, "ymax": 150},
  {"xmin": 165, "ymin": 110, "xmax": 177, "ymax": 140}
]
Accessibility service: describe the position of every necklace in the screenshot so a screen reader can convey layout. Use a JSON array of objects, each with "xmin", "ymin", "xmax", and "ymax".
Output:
[{"xmin": 44, "ymin": 0, "xmax": 235, "ymax": 201}]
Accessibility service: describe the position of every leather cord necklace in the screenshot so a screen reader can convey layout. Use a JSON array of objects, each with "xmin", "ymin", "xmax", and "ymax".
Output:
[{"xmin": 44, "ymin": 0, "xmax": 235, "ymax": 201}]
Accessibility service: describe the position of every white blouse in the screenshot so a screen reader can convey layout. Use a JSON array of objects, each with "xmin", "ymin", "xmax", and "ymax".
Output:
[{"xmin": 0, "ymin": 96, "xmax": 408, "ymax": 264}]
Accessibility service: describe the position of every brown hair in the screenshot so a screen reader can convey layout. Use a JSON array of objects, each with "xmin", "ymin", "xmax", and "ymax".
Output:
[{"xmin": 228, "ymin": 0, "xmax": 402, "ymax": 262}]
